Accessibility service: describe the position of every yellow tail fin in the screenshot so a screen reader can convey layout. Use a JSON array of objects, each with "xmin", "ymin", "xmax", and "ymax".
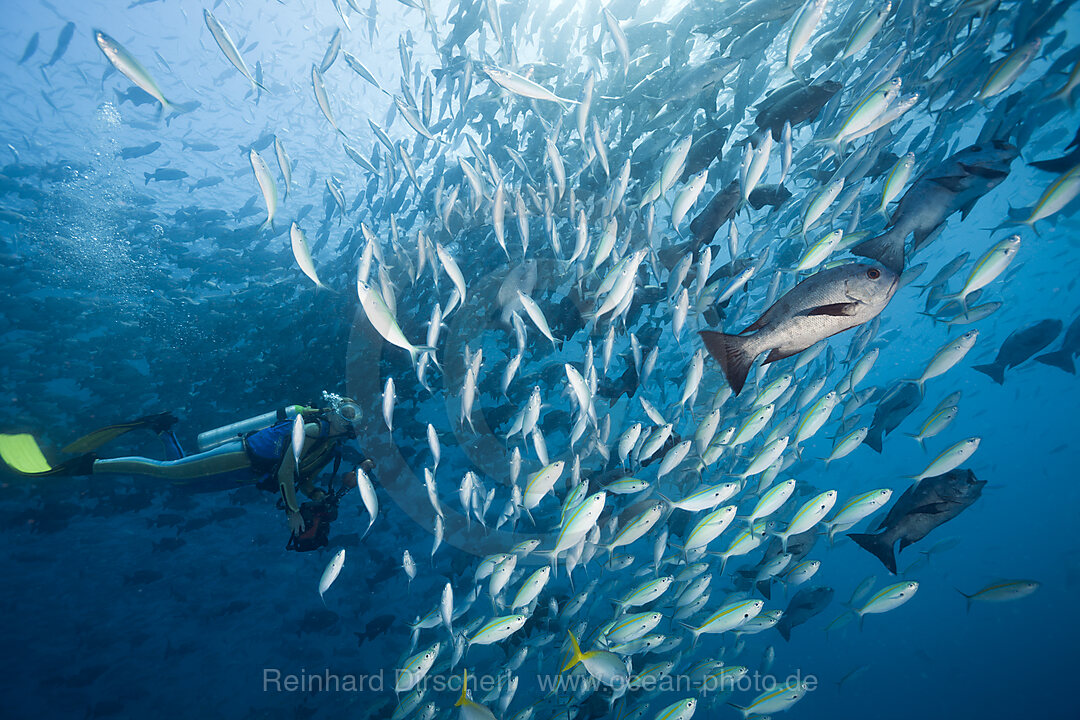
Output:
[
  {"xmin": 455, "ymin": 669, "xmax": 468, "ymax": 707},
  {"xmin": 561, "ymin": 630, "xmax": 586, "ymax": 672},
  {"xmin": 0, "ymin": 434, "xmax": 53, "ymax": 474}
]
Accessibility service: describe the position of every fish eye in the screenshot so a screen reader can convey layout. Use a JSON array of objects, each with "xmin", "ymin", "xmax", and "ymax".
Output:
[{"xmin": 866, "ymin": 268, "xmax": 881, "ymax": 280}]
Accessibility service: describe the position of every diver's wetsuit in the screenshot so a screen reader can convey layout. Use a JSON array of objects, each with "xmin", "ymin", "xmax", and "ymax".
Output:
[{"xmin": 90, "ymin": 414, "xmax": 345, "ymax": 493}]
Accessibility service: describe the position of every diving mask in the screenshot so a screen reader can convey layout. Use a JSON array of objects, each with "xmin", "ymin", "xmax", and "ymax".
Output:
[{"xmin": 322, "ymin": 391, "xmax": 362, "ymax": 428}]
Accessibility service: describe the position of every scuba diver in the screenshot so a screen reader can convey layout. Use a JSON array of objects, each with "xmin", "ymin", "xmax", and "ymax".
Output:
[{"xmin": 0, "ymin": 392, "xmax": 374, "ymax": 552}]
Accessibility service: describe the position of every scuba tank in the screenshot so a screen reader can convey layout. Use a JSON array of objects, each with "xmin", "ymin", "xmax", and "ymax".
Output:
[{"xmin": 197, "ymin": 405, "xmax": 313, "ymax": 451}]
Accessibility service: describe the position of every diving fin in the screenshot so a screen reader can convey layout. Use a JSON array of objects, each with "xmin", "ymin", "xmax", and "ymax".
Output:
[
  {"xmin": 0, "ymin": 433, "xmax": 53, "ymax": 474},
  {"xmin": 62, "ymin": 412, "xmax": 178, "ymax": 453},
  {"xmin": 0, "ymin": 434, "xmax": 96, "ymax": 477}
]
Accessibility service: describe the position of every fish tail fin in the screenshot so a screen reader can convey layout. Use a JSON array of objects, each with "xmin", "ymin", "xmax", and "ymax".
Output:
[
  {"xmin": 726, "ymin": 701, "xmax": 749, "ymax": 719},
  {"xmin": 144, "ymin": 172, "xmax": 151, "ymax": 185},
  {"xmin": 955, "ymin": 587, "xmax": 974, "ymax": 613},
  {"xmin": 408, "ymin": 344, "xmax": 437, "ymax": 369},
  {"xmin": 699, "ymin": 330, "xmax": 754, "ymax": 396},
  {"xmin": 848, "ymin": 531, "xmax": 897, "ymax": 574},
  {"xmin": 972, "ymin": 362, "xmax": 1005, "ymax": 384},
  {"xmin": 561, "ymin": 631, "xmax": 585, "ymax": 672},
  {"xmin": 851, "ymin": 228, "xmax": 905, "ymax": 274},
  {"xmin": 679, "ymin": 622, "xmax": 702, "ymax": 649},
  {"xmin": 1035, "ymin": 349, "xmax": 1076, "ymax": 374},
  {"xmin": 757, "ymin": 578, "xmax": 773, "ymax": 600},
  {"xmin": 455, "ymin": 669, "xmax": 469, "ymax": 706},
  {"xmin": 902, "ymin": 432, "xmax": 927, "ymax": 452}
]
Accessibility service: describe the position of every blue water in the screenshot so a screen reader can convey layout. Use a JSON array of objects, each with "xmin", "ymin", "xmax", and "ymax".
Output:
[{"xmin": 1, "ymin": 1, "xmax": 1078, "ymax": 718}]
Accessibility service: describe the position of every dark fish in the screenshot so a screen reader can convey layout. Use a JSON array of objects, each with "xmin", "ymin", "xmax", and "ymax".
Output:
[
  {"xmin": 973, "ymin": 318, "xmax": 1062, "ymax": 384},
  {"xmin": 850, "ymin": 469, "xmax": 985, "ymax": 573},
  {"xmin": 19, "ymin": 32, "xmax": 39, "ymax": 64},
  {"xmin": 181, "ymin": 140, "xmax": 220, "ymax": 152},
  {"xmin": 689, "ymin": 179, "xmax": 741, "ymax": 248},
  {"xmin": 722, "ymin": 0, "xmax": 804, "ymax": 29},
  {"xmin": 596, "ymin": 364, "xmax": 638, "ymax": 403},
  {"xmin": 144, "ymin": 168, "xmax": 188, "ymax": 184},
  {"xmin": 358, "ymin": 613, "xmax": 395, "ymax": 642},
  {"xmin": 1028, "ymin": 148, "xmax": 1080, "ymax": 174},
  {"xmin": 747, "ymin": 183, "xmax": 792, "ymax": 210},
  {"xmin": 115, "ymin": 86, "xmax": 159, "ymax": 107},
  {"xmin": 189, "ymin": 176, "xmax": 224, "ymax": 192},
  {"xmin": 164, "ymin": 100, "xmax": 201, "ymax": 123},
  {"xmin": 701, "ymin": 263, "xmax": 898, "ymax": 395},
  {"xmin": 762, "ymin": 527, "xmax": 816, "ymax": 569},
  {"xmin": 755, "ymin": 80, "xmax": 843, "ymax": 140},
  {"xmin": 864, "ymin": 381, "xmax": 921, "ymax": 453},
  {"xmin": 739, "ymin": 526, "xmax": 815, "ymax": 599},
  {"xmin": 1028, "ymin": 127, "xmax": 1080, "ymax": 173},
  {"xmin": 241, "ymin": 131, "xmax": 276, "ymax": 154},
  {"xmin": 119, "ymin": 141, "xmax": 161, "ymax": 160},
  {"xmin": 777, "ymin": 586, "xmax": 834, "ymax": 641},
  {"xmin": 681, "ymin": 126, "xmax": 728, "ymax": 181},
  {"xmin": 853, "ymin": 142, "xmax": 1018, "ymax": 272},
  {"xmin": 44, "ymin": 22, "xmax": 75, "ymax": 67},
  {"xmin": 1036, "ymin": 314, "xmax": 1080, "ymax": 374}
]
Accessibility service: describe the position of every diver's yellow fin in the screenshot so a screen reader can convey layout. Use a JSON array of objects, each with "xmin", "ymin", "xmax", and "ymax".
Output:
[{"xmin": 0, "ymin": 434, "xmax": 54, "ymax": 474}]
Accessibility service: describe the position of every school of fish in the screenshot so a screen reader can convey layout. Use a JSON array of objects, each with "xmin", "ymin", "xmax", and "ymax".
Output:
[{"xmin": 5, "ymin": 0, "xmax": 1079, "ymax": 718}]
